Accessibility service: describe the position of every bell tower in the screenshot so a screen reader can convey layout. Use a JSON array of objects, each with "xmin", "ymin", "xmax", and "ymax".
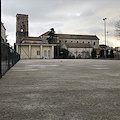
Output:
[{"xmin": 16, "ymin": 14, "xmax": 29, "ymax": 43}]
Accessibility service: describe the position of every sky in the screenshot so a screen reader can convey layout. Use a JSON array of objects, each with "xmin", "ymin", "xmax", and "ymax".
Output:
[{"xmin": 1, "ymin": 0, "xmax": 120, "ymax": 47}]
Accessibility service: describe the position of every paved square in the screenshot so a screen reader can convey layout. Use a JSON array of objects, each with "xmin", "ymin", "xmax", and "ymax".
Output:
[{"xmin": 0, "ymin": 59, "xmax": 120, "ymax": 120}]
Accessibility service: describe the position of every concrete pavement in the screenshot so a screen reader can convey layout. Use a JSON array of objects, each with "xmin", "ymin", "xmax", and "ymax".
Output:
[{"xmin": 0, "ymin": 59, "xmax": 120, "ymax": 120}]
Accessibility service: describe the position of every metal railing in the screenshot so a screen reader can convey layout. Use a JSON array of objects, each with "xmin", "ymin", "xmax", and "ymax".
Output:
[{"xmin": 0, "ymin": 42, "xmax": 20, "ymax": 78}]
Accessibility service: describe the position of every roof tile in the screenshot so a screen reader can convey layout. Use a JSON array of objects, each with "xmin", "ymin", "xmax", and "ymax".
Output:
[{"xmin": 40, "ymin": 32, "xmax": 99, "ymax": 40}]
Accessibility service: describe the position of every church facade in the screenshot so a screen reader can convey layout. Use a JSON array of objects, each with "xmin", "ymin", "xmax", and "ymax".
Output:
[
  {"xmin": 15, "ymin": 14, "xmax": 56, "ymax": 59},
  {"xmin": 15, "ymin": 14, "xmax": 99, "ymax": 59}
]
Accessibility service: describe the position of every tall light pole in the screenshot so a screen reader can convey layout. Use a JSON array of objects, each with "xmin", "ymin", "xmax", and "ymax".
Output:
[
  {"xmin": 107, "ymin": 31, "xmax": 109, "ymax": 46},
  {"xmin": 103, "ymin": 18, "xmax": 107, "ymax": 58},
  {"xmin": 103, "ymin": 18, "xmax": 107, "ymax": 46}
]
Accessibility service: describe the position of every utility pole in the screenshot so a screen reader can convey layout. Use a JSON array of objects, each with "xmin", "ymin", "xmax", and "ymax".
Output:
[{"xmin": 103, "ymin": 18, "xmax": 107, "ymax": 58}]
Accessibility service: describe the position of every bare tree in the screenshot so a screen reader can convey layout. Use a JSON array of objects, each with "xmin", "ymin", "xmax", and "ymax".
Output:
[{"xmin": 115, "ymin": 20, "xmax": 120, "ymax": 40}]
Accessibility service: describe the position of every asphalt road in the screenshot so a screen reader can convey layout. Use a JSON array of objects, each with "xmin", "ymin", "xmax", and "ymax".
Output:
[{"xmin": 0, "ymin": 59, "xmax": 120, "ymax": 120}]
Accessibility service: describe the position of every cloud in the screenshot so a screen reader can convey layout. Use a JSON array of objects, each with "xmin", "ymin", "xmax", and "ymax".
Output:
[{"xmin": 1, "ymin": 0, "xmax": 120, "ymax": 47}]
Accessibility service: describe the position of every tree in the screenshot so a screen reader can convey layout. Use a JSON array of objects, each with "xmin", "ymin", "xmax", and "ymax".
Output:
[
  {"xmin": 91, "ymin": 49, "xmax": 96, "ymax": 59},
  {"xmin": 59, "ymin": 49, "xmax": 75, "ymax": 59},
  {"xmin": 47, "ymin": 28, "xmax": 55, "ymax": 43},
  {"xmin": 100, "ymin": 49, "xmax": 104, "ymax": 58},
  {"xmin": 115, "ymin": 20, "xmax": 120, "ymax": 40},
  {"xmin": 110, "ymin": 49, "xmax": 114, "ymax": 58},
  {"xmin": 59, "ymin": 48, "xmax": 69, "ymax": 59}
]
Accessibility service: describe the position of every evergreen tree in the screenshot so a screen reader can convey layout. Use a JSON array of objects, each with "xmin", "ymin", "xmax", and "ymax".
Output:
[
  {"xmin": 91, "ymin": 49, "xmax": 96, "ymax": 59},
  {"xmin": 100, "ymin": 50, "xmax": 104, "ymax": 58},
  {"xmin": 110, "ymin": 49, "xmax": 114, "ymax": 58},
  {"xmin": 47, "ymin": 28, "xmax": 55, "ymax": 43}
]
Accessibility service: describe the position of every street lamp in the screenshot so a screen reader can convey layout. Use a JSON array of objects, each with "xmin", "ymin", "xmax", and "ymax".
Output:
[
  {"xmin": 103, "ymin": 18, "xmax": 107, "ymax": 58},
  {"xmin": 103, "ymin": 18, "xmax": 107, "ymax": 46},
  {"xmin": 107, "ymin": 31, "xmax": 109, "ymax": 46}
]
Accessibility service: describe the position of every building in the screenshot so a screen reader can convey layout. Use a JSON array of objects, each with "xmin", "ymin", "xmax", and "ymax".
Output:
[
  {"xmin": 15, "ymin": 14, "xmax": 56, "ymax": 59},
  {"xmin": 15, "ymin": 14, "xmax": 100, "ymax": 59},
  {"xmin": 1, "ymin": 22, "xmax": 7, "ymax": 43},
  {"xmin": 42, "ymin": 32, "xmax": 99, "ymax": 58},
  {"xmin": 115, "ymin": 47, "xmax": 120, "ymax": 59},
  {"xmin": 63, "ymin": 43, "xmax": 92, "ymax": 58}
]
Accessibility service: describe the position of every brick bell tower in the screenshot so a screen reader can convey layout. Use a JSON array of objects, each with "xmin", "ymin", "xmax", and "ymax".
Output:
[{"xmin": 16, "ymin": 14, "xmax": 29, "ymax": 43}]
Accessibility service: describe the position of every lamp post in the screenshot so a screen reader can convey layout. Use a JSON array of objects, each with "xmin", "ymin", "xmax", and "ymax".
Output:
[
  {"xmin": 107, "ymin": 31, "xmax": 109, "ymax": 46},
  {"xmin": 103, "ymin": 18, "xmax": 107, "ymax": 58}
]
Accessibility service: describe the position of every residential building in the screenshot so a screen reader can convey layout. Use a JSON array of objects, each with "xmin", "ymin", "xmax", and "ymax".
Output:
[{"xmin": 1, "ymin": 22, "xmax": 7, "ymax": 43}]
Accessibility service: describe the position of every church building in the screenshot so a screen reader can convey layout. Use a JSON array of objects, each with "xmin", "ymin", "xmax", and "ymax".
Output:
[
  {"xmin": 15, "ymin": 14, "xmax": 99, "ymax": 59},
  {"xmin": 15, "ymin": 14, "xmax": 56, "ymax": 59}
]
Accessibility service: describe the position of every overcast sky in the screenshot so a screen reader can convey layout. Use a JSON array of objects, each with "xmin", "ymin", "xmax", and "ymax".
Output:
[{"xmin": 1, "ymin": 0, "xmax": 120, "ymax": 47}]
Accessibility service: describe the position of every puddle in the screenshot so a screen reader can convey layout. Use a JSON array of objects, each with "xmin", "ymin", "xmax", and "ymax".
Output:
[
  {"xmin": 11, "ymin": 69, "xmax": 38, "ymax": 71},
  {"xmin": 92, "ymin": 65, "xmax": 106, "ymax": 67},
  {"xmin": 91, "ymin": 64, "xmax": 110, "ymax": 70},
  {"xmin": 93, "ymin": 68, "xmax": 110, "ymax": 70},
  {"xmin": 28, "ymin": 65, "xmax": 58, "ymax": 67}
]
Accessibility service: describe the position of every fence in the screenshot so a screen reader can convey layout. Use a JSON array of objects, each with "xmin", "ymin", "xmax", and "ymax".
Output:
[{"xmin": 0, "ymin": 42, "xmax": 20, "ymax": 78}]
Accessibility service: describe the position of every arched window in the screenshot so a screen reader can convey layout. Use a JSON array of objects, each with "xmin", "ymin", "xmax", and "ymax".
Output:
[
  {"xmin": 20, "ymin": 25, "xmax": 23, "ymax": 32},
  {"xmin": 48, "ymin": 50, "xmax": 50, "ymax": 57},
  {"xmin": 20, "ymin": 24, "xmax": 25, "ymax": 32},
  {"xmin": 44, "ymin": 50, "xmax": 47, "ymax": 57}
]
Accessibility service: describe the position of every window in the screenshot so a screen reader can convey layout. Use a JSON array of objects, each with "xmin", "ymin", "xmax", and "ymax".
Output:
[
  {"xmin": 71, "ymin": 41, "xmax": 73, "ymax": 43},
  {"xmin": 65, "ymin": 40, "xmax": 67, "ymax": 43},
  {"xmin": 37, "ymin": 50, "xmax": 40, "ymax": 55},
  {"xmin": 77, "ymin": 41, "xmax": 78, "ymax": 43},
  {"xmin": 88, "ymin": 42, "xmax": 90, "ymax": 44},
  {"xmin": 93, "ymin": 42, "xmax": 95, "ymax": 46},
  {"xmin": 20, "ymin": 24, "xmax": 25, "ymax": 32},
  {"xmin": 83, "ymin": 41, "xmax": 84, "ymax": 43},
  {"xmin": 44, "ymin": 50, "xmax": 47, "ymax": 57},
  {"xmin": 20, "ymin": 25, "xmax": 23, "ymax": 32},
  {"xmin": 48, "ymin": 50, "xmax": 50, "ymax": 57}
]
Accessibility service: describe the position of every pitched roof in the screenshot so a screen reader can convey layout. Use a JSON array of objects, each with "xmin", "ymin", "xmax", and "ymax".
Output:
[
  {"xmin": 65, "ymin": 43, "xmax": 92, "ymax": 48},
  {"xmin": 40, "ymin": 31, "xmax": 99, "ymax": 40},
  {"xmin": 41, "ymin": 31, "xmax": 50, "ymax": 36},
  {"xmin": 57, "ymin": 34, "xmax": 99, "ymax": 40}
]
